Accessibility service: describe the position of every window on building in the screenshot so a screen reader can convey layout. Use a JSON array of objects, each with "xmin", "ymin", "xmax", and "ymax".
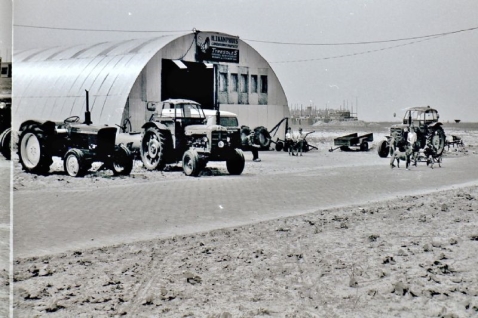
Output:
[
  {"xmin": 240, "ymin": 74, "xmax": 248, "ymax": 93},
  {"xmin": 260, "ymin": 75, "xmax": 268, "ymax": 94},
  {"xmin": 251, "ymin": 75, "xmax": 258, "ymax": 93},
  {"xmin": 230, "ymin": 73, "xmax": 238, "ymax": 92},
  {"xmin": 219, "ymin": 72, "xmax": 228, "ymax": 92}
]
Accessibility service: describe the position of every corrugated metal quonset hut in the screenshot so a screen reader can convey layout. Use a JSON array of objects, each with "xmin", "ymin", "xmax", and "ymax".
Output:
[{"xmin": 14, "ymin": 31, "xmax": 289, "ymax": 138}]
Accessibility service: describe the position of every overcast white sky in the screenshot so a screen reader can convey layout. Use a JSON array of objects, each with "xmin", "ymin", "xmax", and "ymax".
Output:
[{"xmin": 5, "ymin": 0, "xmax": 478, "ymax": 121}]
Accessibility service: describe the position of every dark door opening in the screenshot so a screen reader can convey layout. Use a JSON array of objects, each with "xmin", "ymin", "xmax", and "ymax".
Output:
[{"xmin": 161, "ymin": 59, "xmax": 214, "ymax": 109}]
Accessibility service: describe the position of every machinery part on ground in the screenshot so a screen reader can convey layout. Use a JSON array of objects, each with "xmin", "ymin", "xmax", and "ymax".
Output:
[
  {"xmin": 112, "ymin": 144, "xmax": 134, "ymax": 176},
  {"xmin": 182, "ymin": 149, "xmax": 201, "ymax": 177},
  {"xmin": 18, "ymin": 124, "xmax": 53, "ymax": 175},
  {"xmin": 140, "ymin": 127, "xmax": 167, "ymax": 171},
  {"xmin": 226, "ymin": 148, "xmax": 245, "ymax": 175},
  {"xmin": 0, "ymin": 127, "xmax": 11, "ymax": 160},
  {"xmin": 253, "ymin": 126, "xmax": 271, "ymax": 148},
  {"xmin": 63, "ymin": 148, "xmax": 89, "ymax": 177},
  {"xmin": 275, "ymin": 141, "xmax": 284, "ymax": 152},
  {"xmin": 377, "ymin": 139, "xmax": 390, "ymax": 158}
]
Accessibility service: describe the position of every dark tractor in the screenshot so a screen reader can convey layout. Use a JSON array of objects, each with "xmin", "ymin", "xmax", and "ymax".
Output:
[
  {"xmin": 140, "ymin": 99, "xmax": 245, "ymax": 176},
  {"xmin": 17, "ymin": 90, "xmax": 133, "ymax": 177},
  {"xmin": 377, "ymin": 106, "xmax": 446, "ymax": 158},
  {"xmin": 0, "ymin": 95, "xmax": 11, "ymax": 160}
]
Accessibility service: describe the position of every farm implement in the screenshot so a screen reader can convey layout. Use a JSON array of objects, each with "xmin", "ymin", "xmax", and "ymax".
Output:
[{"xmin": 329, "ymin": 133, "xmax": 373, "ymax": 152}]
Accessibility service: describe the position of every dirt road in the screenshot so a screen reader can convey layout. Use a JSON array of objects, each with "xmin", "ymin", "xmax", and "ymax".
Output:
[{"xmin": 13, "ymin": 150, "xmax": 478, "ymax": 258}]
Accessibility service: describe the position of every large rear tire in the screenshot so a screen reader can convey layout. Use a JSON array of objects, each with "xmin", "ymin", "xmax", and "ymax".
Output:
[
  {"xmin": 18, "ymin": 125, "xmax": 52, "ymax": 174},
  {"xmin": 0, "ymin": 128, "xmax": 11, "ymax": 160},
  {"xmin": 226, "ymin": 149, "xmax": 245, "ymax": 175},
  {"xmin": 182, "ymin": 149, "xmax": 201, "ymax": 177},
  {"xmin": 140, "ymin": 127, "xmax": 167, "ymax": 170},
  {"xmin": 377, "ymin": 140, "xmax": 389, "ymax": 158},
  {"xmin": 64, "ymin": 149, "xmax": 88, "ymax": 177},
  {"xmin": 112, "ymin": 144, "xmax": 133, "ymax": 176},
  {"xmin": 428, "ymin": 127, "xmax": 446, "ymax": 158}
]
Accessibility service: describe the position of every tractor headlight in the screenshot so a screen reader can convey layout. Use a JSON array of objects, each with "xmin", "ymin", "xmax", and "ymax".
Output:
[
  {"xmin": 218, "ymin": 141, "xmax": 225, "ymax": 148},
  {"xmin": 226, "ymin": 136, "xmax": 230, "ymax": 143},
  {"xmin": 202, "ymin": 136, "xmax": 208, "ymax": 143},
  {"xmin": 0, "ymin": 102, "xmax": 5, "ymax": 109}
]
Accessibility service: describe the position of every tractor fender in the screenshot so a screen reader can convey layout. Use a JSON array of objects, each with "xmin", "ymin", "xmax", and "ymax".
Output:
[
  {"xmin": 19, "ymin": 120, "xmax": 58, "ymax": 134},
  {"xmin": 141, "ymin": 121, "xmax": 171, "ymax": 132},
  {"xmin": 428, "ymin": 122, "xmax": 443, "ymax": 129}
]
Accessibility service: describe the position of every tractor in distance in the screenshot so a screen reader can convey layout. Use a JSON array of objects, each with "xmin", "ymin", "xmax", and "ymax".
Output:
[
  {"xmin": 139, "ymin": 99, "xmax": 245, "ymax": 176},
  {"xmin": 377, "ymin": 106, "xmax": 446, "ymax": 159},
  {"xmin": 17, "ymin": 90, "xmax": 134, "ymax": 177}
]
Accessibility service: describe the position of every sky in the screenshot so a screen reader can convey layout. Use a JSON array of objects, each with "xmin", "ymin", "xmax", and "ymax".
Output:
[{"xmin": 6, "ymin": 0, "xmax": 478, "ymax": 122}]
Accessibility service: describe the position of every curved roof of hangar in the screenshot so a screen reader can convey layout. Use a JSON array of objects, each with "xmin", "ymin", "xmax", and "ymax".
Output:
[{"xmin": 13, "ymin": 34, "xmax": 187, "ymax": 129}]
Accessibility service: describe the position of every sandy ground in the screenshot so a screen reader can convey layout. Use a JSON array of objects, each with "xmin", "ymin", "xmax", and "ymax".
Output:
[{"xmin": 8, "ymin": 122, "xmax": 478, "ymax": 317}]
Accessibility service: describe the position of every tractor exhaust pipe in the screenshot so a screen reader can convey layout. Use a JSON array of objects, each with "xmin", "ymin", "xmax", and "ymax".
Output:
[{"xmin": 84, "ymin": 89, "xmax": 92, "ymax": 125}]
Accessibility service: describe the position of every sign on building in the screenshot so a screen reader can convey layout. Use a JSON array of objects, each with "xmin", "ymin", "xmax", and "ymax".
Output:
[{"xmin": 196, "ymin": 32, "xmax": 239, "ymax": 63}]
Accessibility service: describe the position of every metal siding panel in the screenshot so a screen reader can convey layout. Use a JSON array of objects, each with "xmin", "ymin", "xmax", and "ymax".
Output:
[
  {"xmin": 107, "ymin": 54, "xmax": 144, "ymax": 96},
  {"xmin": 14, "ymin": 35, "xmax": 184, "ymax": 128},
  {"xmin": 100, "ymin": 96, "xmax": 124, "ymax": 125}
]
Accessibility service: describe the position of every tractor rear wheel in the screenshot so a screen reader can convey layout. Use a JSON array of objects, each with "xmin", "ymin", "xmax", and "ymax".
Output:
[
  {"xmin": 64, "ymin": 149, "xmax": 88, "ymax": 177},
  {"xmin": 140, "ymin": 127, "xmax": 167, "ymax": 170},
  {"xmin": 112, "ymin": 144, "xmax": 133, "ymax": 176},
  {"xmin": 226, "ymin": 149, "xmax": 245, "ymax": 175},
  {"xmin": 0, "ymin": 128, "xmax": 11, "ymax": 160},
  {"xmin": 428, "ymin": 127, "xmax": 446, "ymax": 158},
  {"xmin": 377, "ymin": 140, "xmax": 389, "ymax": 158},
  {"xmin": 182, "ymin": 149, "xmax": 201, "ymax": 177},
  {"xmin": 18, "ymin": 125, "xmax": 52, "ymax": 174}
]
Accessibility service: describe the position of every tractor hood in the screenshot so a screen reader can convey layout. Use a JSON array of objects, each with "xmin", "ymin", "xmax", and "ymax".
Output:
[{"xmin": 185, "ymin": 124, "xmax": 228, "ymax": 136}]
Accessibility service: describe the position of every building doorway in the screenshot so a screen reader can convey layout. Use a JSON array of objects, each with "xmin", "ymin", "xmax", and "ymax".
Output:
[{"xmin": 161, "ymin": 59, "xmax": 215, "ymax": 109}]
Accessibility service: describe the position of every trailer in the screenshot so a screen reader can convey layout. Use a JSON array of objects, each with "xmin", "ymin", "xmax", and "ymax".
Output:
[{"xmin": 329, "ymin": 133, "xmax": 373, "ymax": 152}]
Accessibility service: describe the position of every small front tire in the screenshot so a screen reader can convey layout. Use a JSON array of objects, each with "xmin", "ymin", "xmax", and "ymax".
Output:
[
  {"xmin": 64, "ymin": 149, "xmax": 88, "ymax": 177},
  {"xmin": 377, "ymin": 140, "xmax": 389, "ymax": 158},
  {"xmin": 112, "ymin": 145, "xmax": 134, "ymax": 176},
  {"xmin": 182, "ymin": 150, "xmax": 201, "ymax": 177},
  {"xmin": 226, "ymin": 149, "xmax": 245, "ymax": 175},
  {"xmin": 360, "ymin": 141, "xmax": 369, "ymax": 152}
]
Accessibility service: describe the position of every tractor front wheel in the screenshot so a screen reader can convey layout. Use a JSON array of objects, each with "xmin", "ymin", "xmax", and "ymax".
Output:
[
  {"xmin": 112, "ymin": 144, "xmax": 134, "ymax": 176},
  {"xmin": 226, "ymin": 149, "xmax": 245, "ymax": 175},
  {"xmin": 377, "ymin": 140, "xmax": 389, "ymax": 158},
  {"xmin": 18, "ymin": 125, "xmax": 52, "ymax": 174},
  {"xmin": 64, "ymin": 149, "xmax": 88, "ymax": 177},
  {"xmin": 140, "ymin": 127, "xmax": 167, "ymax": 170},
  {"xmin": 182, "ymin": 149, "xmax": 201, "ymax": 177}
]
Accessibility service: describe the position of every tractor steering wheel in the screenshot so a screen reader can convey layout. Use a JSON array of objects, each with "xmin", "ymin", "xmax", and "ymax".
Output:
[{"xmin": 64, "ymin": 116, "xmax": 80, "ymax": 124}]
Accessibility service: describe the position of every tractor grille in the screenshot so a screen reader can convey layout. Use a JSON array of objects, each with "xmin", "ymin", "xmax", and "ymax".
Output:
[
  {"xmin": 211, "ymin": 131, "xmax": 227, "ymax": 149},
  {"xmin": 390, "ymin": 127, "xmax": 404, "ymax": 141}
]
